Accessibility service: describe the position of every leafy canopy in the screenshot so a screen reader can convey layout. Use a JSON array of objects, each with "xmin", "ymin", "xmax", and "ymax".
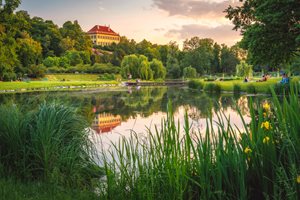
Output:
[{"xmin": 225, "ymin": 0, "xmax": 300, "ymax": 67}]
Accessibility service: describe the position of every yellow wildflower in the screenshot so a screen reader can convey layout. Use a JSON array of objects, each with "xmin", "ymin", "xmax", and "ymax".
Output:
[
  {"xmin": 263, "ymin": 102, "xmax": 271, "ymax": 112},
  {"xmin": 297, "ymin": 175, "xmax": 300, "ymax": 184},
  {"xmin": 263, "ymin": 112, "xmax": 267, "ymax": 118},
  {"xmin": 244, "ymin": 147, "xmax": 252, "ymax": 154},
  {"xmin": 261, "ymin": 121, "xmax": 271, "ymax": 130},
  {"xmin": 263, "ymin": 136, "xmax": 270, "ymax": 144}
]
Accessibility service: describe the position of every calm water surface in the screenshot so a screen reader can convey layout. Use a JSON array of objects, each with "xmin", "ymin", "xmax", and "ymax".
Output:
[{"xmin": 0, "ymin": 86, "xmax": 268, "ymax": 152}]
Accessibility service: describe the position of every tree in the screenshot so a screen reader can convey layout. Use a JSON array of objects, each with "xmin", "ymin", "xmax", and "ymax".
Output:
[
  {"xmin": 121, "ymin": 54, "xmax": 140, "ymax": 79},
  {"xmin": 65, "ymin": 50, "xmax": 83, "ymax": 66},
  {"xmin": 150, "ymin": 59, "xmax": 166, "ymax": 79},
  {"xmin": 60, "ymin": 20, "xmax": 92, "ymax": 52},
  {"xmin": 183, "ymin": 66, "xmax": 197, "ymax": 78},
  {"xmin": 211, "ymin": 43, "xmax": 221, "ymax": 73},
  {"xmin": 139, "ymin": 55, "xmax": 153, "ymax": 80},
  {"xmin": 17, "ymin": 33, "xmax": 42, "ymax": 69},
  {"xmin": 220, "ymin": 45, "xmax": 240, "ymax": 74},
  {"xmin": 181, "ymin": 38, "xmax": 214, "ymax": 75},
  {"xmin": 225, "ymin": 0, "xmax": 300, "ymax": 67},
  {"xmin": 236, "ymin": 61, "xmax": 253, "ymax": 78}
]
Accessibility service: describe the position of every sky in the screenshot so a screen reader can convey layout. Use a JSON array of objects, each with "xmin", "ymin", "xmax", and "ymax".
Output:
[{"xmin": 19, "ymin": 0, "xmax": 242, "ymax": 47}]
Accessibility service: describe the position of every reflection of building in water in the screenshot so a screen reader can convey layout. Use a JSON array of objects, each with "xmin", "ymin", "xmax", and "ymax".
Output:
[{"xmin": 92, "ymin": 113, "xmax": 122, "ymax": 134}]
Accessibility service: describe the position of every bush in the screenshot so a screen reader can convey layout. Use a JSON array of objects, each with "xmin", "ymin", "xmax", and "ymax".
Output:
[
  {"xmin": 92, "ymin": 63, "xmax": 120, "ymax": 74},
  {"xmin": 214, "ymin": 84, "xmax": 221, "ymax": 93},
  {"xmin": 47, "ymin": 66, "xmax": 67, "ymax": 73},
  {"xmin": 2, "ymin": 71, "xmax": 17, "ymax": 81},
  {"xmin": 98, "ymin": 73, "xmax": 115, "ymax": 81},
  {"xmin": 188, "ymin": 80, "xmax": 204, "ymax": 90},
  {"xmin": 204, "ymin": 83, "xmax": 221, "ymax": 93},
  {"xmin": 0, "ymin": 103, "xmax": 102, "ymax": 187},
  {"xmin": 43, "ymin": 57, "xmax": 60, "ymax": 68},
  {"xmin": 246, "ymin": 84, "xmax": 256, "ymax": 94},
  {"xmin": 233, "ymin": 84, "xmax": 242, "ymax": 94},
  {"xmin": 27, "ymin": 65, "xmax": 46, "ymax": 78}
]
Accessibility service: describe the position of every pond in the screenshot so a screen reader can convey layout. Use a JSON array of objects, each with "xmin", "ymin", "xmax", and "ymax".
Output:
[{"xmin": 0, "ymin": 86, "xmax": 268, "ymax": 153}]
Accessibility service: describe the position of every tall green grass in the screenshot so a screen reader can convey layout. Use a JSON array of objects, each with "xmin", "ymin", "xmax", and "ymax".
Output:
[
  {"xmin": 99, "ymin": 85, "xmax": 300, "ymax": 199},
  {"xmin": 0, "ymin": 103, "xmax": 103, "ymax": 188}
]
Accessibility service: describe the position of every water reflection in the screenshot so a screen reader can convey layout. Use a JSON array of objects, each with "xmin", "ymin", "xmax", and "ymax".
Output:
[
  {"xmin": 0, "ymin": 87, "xmax": 269, "ymax": 139},
  {"xmin": 92, "ymin": 112, "xmax": 122, "ymax": 134}
]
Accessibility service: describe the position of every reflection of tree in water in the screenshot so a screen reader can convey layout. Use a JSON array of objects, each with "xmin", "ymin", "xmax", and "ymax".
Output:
[{"xmin": 0, "ymin": 88, "xmax": 270, "ymax": 125}]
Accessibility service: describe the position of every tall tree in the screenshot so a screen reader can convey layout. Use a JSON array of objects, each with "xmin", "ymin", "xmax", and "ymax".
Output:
[{"xmin": 225, "ymin": 0, "xmax": 300, "ymax": 67}]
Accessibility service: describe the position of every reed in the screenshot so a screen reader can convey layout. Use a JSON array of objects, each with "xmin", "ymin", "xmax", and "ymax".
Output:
[
  {"xmin": 0, "ymin": 103, "xmax": 103, "ymax": 188},
  {"xmin": 99, "ymin": 85, "xmax": 300, "ymax": 199}
]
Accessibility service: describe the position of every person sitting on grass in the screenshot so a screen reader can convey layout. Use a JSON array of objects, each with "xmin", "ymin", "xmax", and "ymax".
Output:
[
  {"xmin": 280, "ymin": 73, "xmax": 289, "ymax": 84},
  {"xmin": 257, "ymin": 74, "xmax": 268, "ymax": 82}
]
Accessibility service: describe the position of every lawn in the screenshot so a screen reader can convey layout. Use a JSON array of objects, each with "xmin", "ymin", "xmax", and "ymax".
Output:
[
  {"xmin": 45, "ymin": 74, "xmax": 101, "ymax": 81},
  {"xmin": 191, "ymin": 77, "xmax": 299, "ymax": 93},
  {"xmin": 0, "ymin": 80, "xmax": 119, "ymax": 92}
]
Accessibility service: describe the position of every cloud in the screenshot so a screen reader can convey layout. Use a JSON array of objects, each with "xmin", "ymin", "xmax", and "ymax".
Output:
[
  {"xmin": 165, "ymin": 24, "xmax": 242, "ymax": 45},
  {"xmin": 98, "ymin": 0, "xmax": 105, "ymax": 11},
  {"xmin": 153, "ymin": 0, "xmax": 241, "ymax": 19},
  {"xmin": 154, "ymin": 28, "xmax": 166, "ymax": 32}
]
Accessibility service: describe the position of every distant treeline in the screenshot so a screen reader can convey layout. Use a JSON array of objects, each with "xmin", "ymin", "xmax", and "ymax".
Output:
[{"xmin": 1, "ymin": 0, "xmax": 298, "ymax": 81}]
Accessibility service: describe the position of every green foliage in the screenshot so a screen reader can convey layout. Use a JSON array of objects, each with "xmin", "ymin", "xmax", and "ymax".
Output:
[
  {"xmin": 188, "ymin": 80, "xmax": 204, "ymax": 90},
  {"xmin": 149, "ymin": 58, "xmax": 166, "ymax": 79},
  {"xmin": 226, "ymin": 0, "xmax": 300, "ymax": 66},
  {"xmin": 0, "ymin": 103, "xmax": 102, "ymax": 187},
  {"xmin": 99, "ymin": 87, "xmax": 300, "ymax": 199},
  {"xmin": 16, "ymin": 33, "xmax": 42, "ymax": 68},
  {"xmin": 246, "ymin": 84, "xmax": 256, "ymax": 94},
  {"xmin": 220, "ymin": 44, "xmax": 240, "ymax": 74},
  {"xmin": 27, "ymin": 64, "xmax": 46, "ymax": 78},
  {"xmin": 233, "ymin": 84, "xmax": 242, "ymax": 94},
  {"xmin": 204, "ymin": 83, "xmax": 216, "ymax": 93},
  {"xmin": 43, "ymin": 56, "xmax": 60, "ymax": 68},
  {"xmin": 92, "ymin": 63, "xmax": 120, "ymax": 74},
  {"xmin": 98, "ymin": 73, "xmax": 115, "ymax": 81},
  {"xmin": 121, "ymin": 54, "xmax": 154, "ymax": 80},
  {"xmin": 183, "ymin": 66, "xmax": 197, "ymax": 78},
  {"xmin": 236, "ymin": 61, "xmax": 253, "ymax": 78}
]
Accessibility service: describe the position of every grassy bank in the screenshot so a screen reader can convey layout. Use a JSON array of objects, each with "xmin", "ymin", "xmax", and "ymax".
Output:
[
  {"xmin": 189, "ymin": 77, "xmax": 300, "ymax": 94},
  {"xmin": 99, "ymin": 86, "xmax": 300, "ymax": 199},
  {"xmin": 0, "ymin": 80, "xmax": 119, "ymax": 92}
]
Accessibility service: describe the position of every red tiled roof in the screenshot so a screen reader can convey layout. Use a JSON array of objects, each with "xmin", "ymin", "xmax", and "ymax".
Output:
[{"xmin": 87, "ymin": 25, "xmax": 119, "ymax": 36}]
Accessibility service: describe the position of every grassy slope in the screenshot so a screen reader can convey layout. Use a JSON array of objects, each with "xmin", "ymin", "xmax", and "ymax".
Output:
[{"xmin": 45, "ymin": 74, "xmax": 101, "ymax": 81}]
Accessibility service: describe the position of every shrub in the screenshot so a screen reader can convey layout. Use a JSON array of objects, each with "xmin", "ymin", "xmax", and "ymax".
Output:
[
  {"xmin": 92, "ymin": 63, "xmax": 120, "ymax": 74},
  {"xmin": 98, "ymin": 73, "xmax": 115, "ymax": 81},
  {"xmin": 204, "ymin": 83, "xmax": 216, "ymax": 93},
  {"xmin": 233, "ymin": 84, "xmax": 242, "ymax": 94},
  {"xmin": 214, "ymin": 84, "xmax": 221, "ymax": 93},
  {"xmin": 2, "ymin": 71, "xmax": 17, "ymax": 81},
  {"xmin": 183, "ymin": 66, "xmax": 197, "ymax": 78},
  {"xmin": 246, "ymin": 84, "xmax": 256, "ymax": 94},
  {"xmin": 188, "ymin": 80, "xmax": 204, "ymax": 90},
  {"xmin": 43, "ymin": 57, "xmax": 60, "ymax": 68}
]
